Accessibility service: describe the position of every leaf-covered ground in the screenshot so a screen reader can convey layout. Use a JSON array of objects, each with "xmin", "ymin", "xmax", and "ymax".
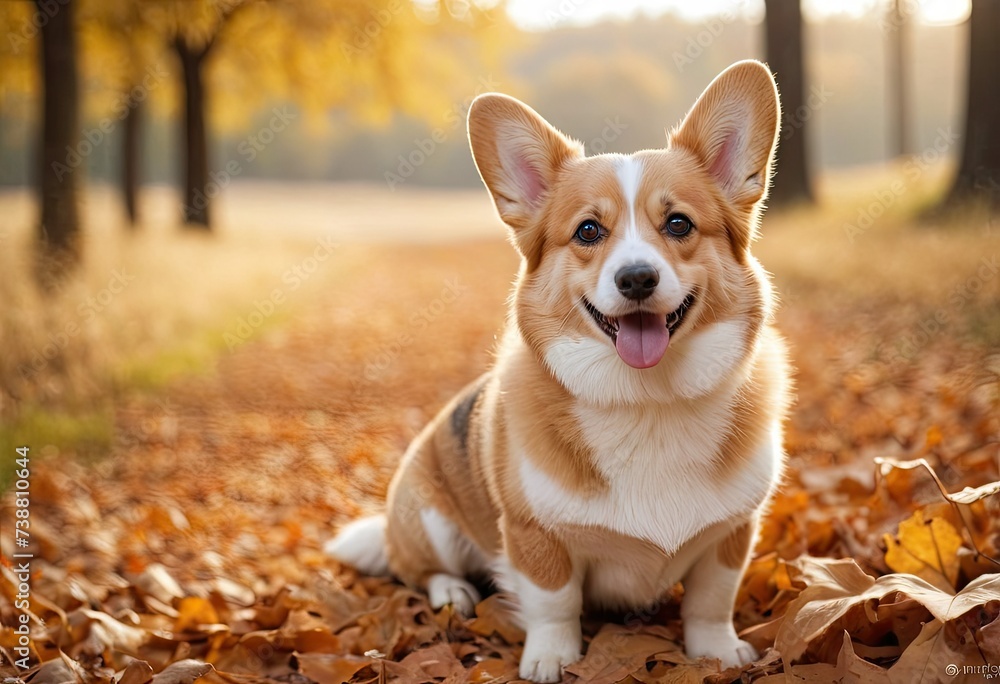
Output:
[{"xmin": 2, "ymin": 234, "xmax": 999, "ymax": 684}]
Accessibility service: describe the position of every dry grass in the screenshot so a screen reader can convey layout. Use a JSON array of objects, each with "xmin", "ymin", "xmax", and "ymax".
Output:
[{"xmin": 758, "ymin": 161, "xmax": 1000, "ymax": 308}]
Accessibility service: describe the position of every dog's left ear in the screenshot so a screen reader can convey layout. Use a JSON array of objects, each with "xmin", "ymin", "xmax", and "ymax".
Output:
[{"xmin": 672, "ymin": 60, "xmax": 780, "ymax": 218}]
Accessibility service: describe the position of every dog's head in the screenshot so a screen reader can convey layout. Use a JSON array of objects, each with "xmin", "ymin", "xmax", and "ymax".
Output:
[{"xmin": 468, "ymin": 61, "xmax": 780, "ymax": 398}]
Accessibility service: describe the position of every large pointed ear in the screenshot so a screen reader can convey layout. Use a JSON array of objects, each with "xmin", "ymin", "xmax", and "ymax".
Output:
[
  {"xmin": 671, "ymin": 60, "xmax": 780, "ymax": 212},
  {"xmin": 467, "ymin": 94, "xmax": 583, "ymax": 242}
]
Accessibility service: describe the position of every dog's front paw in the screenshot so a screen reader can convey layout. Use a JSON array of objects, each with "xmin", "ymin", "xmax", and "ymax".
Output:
[
  {"xmin": 519, "ymin": 621, "xmax": 582, "ymax": 683},
  {"xmin": 685, "ymin": 623, "xmax": 758, "ymax": 669}
]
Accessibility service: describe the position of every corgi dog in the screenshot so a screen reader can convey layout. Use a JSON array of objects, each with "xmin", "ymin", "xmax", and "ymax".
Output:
[{"xmin": 327, "ymin": 60, "xmax": 791, "ymax": 683}]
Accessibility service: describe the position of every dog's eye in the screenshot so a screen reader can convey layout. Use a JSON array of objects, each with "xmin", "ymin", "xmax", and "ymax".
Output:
[
  {"xmin": 665, "ymin": 214, "xmax": 695, "ymax": 238},
  {"xmin": 575, "ymin": 220, "xmax": 602, "ymax": 244}
]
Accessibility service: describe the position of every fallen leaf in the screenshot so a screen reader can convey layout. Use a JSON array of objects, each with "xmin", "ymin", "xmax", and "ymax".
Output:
[
  {"xmin": 773, "ymin": 557, "xmax": 1000, "ymax": 663},
  {"xmin": 150, "ymin": 660, "xmax": 214, "ymax": 684},
  {"xmin": 565, "ymin": 624, "xmax": 679, "ymax": 684},
  {"xmin": 135, "ymin": 566, "xmax": 184, "ymax": 605},
  {"xmin": 467, "ymin": 659, "xmax": 516, "ymax": 683},
  {"xmin": 174, "ymin": 598, "xmax": 221, "ymax": 633},
  {"xmin": 468, "ymin": 595, "xmax": 524, "ymax": 645},
  {"xmin": 883, "ymin": 510, "xmax": 962, "ymax": 590},
  {"xmin": 291, "ymin": 652, "xmax": 372, "ymax": 684},
  {"xmin": 118, "ymin": 660, "xmax": 154, "ymax": 684}
]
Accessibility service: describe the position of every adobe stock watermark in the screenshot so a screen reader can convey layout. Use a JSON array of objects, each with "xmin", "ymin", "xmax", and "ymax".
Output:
[
  {"xmin": 342, "ymin": 0, "xmax": 498, "ymax": 60},
  {"xmin": 223, "ymin": 235, "xmax": 338, "ymax": 351},
  {"xmin": 781, "ymin": 84, "xmax": 832, "ymax": 143},
  {"xmin": 16, "ymin": 269, "xmax": 137, "ymax": 381},
  {"xmin": 384, "ymin": 75, "xmax": 500, "ymax": 191},
  {"xmin": 891, "ymin": 255, "xmax": 998, "ymax": 362},
  {"xmin": 542, "ymin": 0, "xmax": 588, "ymax": 29},
  {"xmin": 586, "ymin": 117, "xmax": 629, "ymax": 155},
  {"xmin": 7, "ymin": 0, "xmax": 68, "ymax": 54},
  {"xmin": 355, "ymin": 277, "xmax": 467, "ymax": 385},
  {"xmin": 341, "ymin": 0, "xmax": 404, "ymax": 60},
  {"xmin": 878, "ymin": 0, "xmax": 919, "ymax": 34},
  {"xmin": 673, "ymin": 0, "xmax": 749, "ymax": 72},
  {"xmin": 844, "ymin": 126, "xmax": 959, "ymax": 244},
  {"xmin": 52, "ymin": 63, "xmax": 169, "ymax": 182},
  {"xmin": 185, "ymin": 106, "xmax": 297, "ymax": 218}
]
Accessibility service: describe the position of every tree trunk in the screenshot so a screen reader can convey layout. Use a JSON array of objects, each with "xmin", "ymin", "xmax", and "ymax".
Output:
[
  {"xmin": 946, "ymin": 0, "xmax": 1000, "ymax": 210},
  {"xmin": 886, "ymin": 0, "xmax": 910, "ymax": 158},
  {"xmin": 37, "ymin": 0, "xmax": 81, "ymax": 262},
  {"xmin": 123, "ymin": 96, "xmax": 141, "ymax": 227},
  {"xmin": 174, "ymin": 37, "xmax": 211, "ymax": 229},
  {"xmin": 763, "ymin": 0, "xmax": 814, "ymax": 206}
]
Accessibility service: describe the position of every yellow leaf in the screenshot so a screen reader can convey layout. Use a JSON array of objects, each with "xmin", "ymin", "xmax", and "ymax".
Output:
[
  {"xmin": 883, "ymin": 510, "xmax": 962, "ymax": 590},
  {"xmin": 174, "ymin": 597, "xmax": 220, "ymax": 633}
]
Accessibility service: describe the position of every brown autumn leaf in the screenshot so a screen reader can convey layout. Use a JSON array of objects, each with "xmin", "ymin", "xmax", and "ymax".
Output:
[
  {"xmin": 883, "ymin": 510, "xmax": 962, "ymax": 590},
  {"xmin": 291, "ymin": 652, "xmax": 372, "ymax": 684},
  {"xmin": 467, "ymin": 595, "xmax": 524, "ymax": 645},
  {"xmin": 773, "ymin": 556, "xmax": 1000, "ymax": 663},
  {"xmin": 467, "ymin": 658, "xmax": 517, "ymax": 683},
  {"xmin": 150, "ymin": 660, "xmax": 214, "ymax": 684},
  {"xmin": 25, "ymin": 652, "xmax": 87, "ymax": 684},
  {"xmin": 118, "ymin": 660, "xmax": 155, "ymax": 684},
  {"xmin": 757, "ymin": 632, "xmax": 892, "ymax": 684},
  {"xmin": 565, "ymin": 624, "xmax": 684, "ymax": 684},
  {"xmin": 396, "ymin": 642, "xmax": 463, "ymax": 679}
]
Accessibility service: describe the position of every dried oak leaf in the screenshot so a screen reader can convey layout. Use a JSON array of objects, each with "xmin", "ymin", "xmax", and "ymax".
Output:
[
  {"xmin": 467, "ymin": 596, "xmax": 524, "ymax": 645},
  {"xmin": 117, "ymin": 660, "xmax": 154, "ymax": 684},
  {"xmin": 565, "ymin": 624, "xmax": 682, "ymax": 684},
  {"xmin": 149, "ymin": 660, "xmax": 214, "ymax": 684},
  {"xmin": 396, "ymin": 642, "xmax": 463, "ymax": 679},
  {"xmin": 773, "ymin": 556, "xmax": 1000, "ymax": 663},
  {"xmin": 25, "ymin": 653, "xmax": 88, "ymax": 684},
  {"xmin": 756, "ymin": 632, "xmax": 891, "ymax": 683},
  {"xmin": 883, "ymin": 510, "xmax": 962, "ymax": 591},
  {"xmin": 884, "ymin": 618, "xmax": 990, "ymax": 683},
  {"xmin": 289, "ymin": 652, "xmax": 370, "ymax": 684}
]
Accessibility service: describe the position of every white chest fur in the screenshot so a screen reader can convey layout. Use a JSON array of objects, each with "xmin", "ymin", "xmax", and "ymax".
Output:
[{"xmin": 517, "ymin": 383, "xmax": 781, "ymax": 557}]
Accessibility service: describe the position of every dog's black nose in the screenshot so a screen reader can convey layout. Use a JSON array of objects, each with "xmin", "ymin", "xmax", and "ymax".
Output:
[{"xmin": 615, "ymin": 263, "xmax": 659, "ymax": 300}]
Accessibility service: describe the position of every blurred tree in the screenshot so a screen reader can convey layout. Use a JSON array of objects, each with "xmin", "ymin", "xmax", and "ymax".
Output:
[
  {"xmin": 946, "ymin": 0, "xmax": 1000, "ymax": 211},
  {"xmin": 763, "ymin": 0, "xmax": 814, "ymax": 206},
  {"xmin": 886, "ymin": 0, "xmax": 909, "ymax": 157},
  {"xmin": 147, "ymin": 0, "xmax": 504, "ymax": 230},
  {"xmin": 80, "ymin": 0, "xmax": 165, "ymax": 228},
  {"xmin": 36, "ymin": 0, "xmax": 82, "ymax": 267}
]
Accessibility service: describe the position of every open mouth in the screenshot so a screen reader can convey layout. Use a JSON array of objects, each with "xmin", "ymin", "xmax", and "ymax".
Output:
[{"xmin": 582, "ymin": 291, "xmax": 697, "ymax": 369}]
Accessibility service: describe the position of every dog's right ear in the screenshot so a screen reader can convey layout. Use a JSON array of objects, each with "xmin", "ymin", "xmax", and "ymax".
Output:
[{"xmin": 468, "ymin": 94, "xmax": 582, "ymax": 248}]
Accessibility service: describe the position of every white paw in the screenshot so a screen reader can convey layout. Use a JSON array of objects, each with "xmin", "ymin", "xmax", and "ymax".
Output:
[
  {"xmin": 685, "ymin": 623, "xmax": 758, "ymax": 668},
  {"xmin": 427, "ymin": 573, "xmax": 480, "ymax": 617},
  {"xmin": 519, "ymin": 621, "xmax": 582, "ymax": 683}
]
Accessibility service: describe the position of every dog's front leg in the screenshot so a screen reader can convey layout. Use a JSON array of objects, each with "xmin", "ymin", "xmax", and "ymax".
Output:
[
  {"xmin": 502, "ymin": 518, "xmax": 583, "ymax": 683},
  {"xmin": 681, "ymin": 520, "xmax": 758, "ymax": 669}
]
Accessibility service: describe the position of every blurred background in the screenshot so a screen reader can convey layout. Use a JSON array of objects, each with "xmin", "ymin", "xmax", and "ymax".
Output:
[{"xmin": 0, "ymin": 0, "xmax": 997, "ymax": 488}]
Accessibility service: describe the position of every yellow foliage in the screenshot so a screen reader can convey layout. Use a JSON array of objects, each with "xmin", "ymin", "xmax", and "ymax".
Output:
[{"xmin": 883, "ymin": 510, "xmax": 962, "ymax": 590}]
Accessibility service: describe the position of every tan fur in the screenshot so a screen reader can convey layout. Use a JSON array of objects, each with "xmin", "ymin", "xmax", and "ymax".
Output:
[{"xmin": 718, "ymin": 523, "xmax": 754, "ymax": 570}]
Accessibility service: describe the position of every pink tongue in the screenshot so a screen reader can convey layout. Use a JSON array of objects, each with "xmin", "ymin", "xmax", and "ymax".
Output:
[{"xmin": 615, "ymin": 312, "xmax": 670, "ymax": 369}]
